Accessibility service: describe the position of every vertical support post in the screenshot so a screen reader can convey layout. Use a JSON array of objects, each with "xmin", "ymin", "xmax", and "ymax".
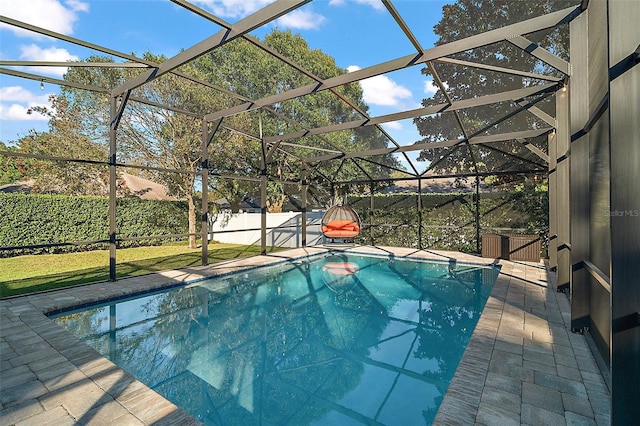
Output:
[
  {"xmin": 569, "ymin": 10, "xmax": 590, "ymax": 329},
  {"xmin": 556, "ymin": 85, "xmax": 571, "ymax": 292},
  {"xmin": 260, "ymin": 118, "xmax": 267, "ymax": 255},
  {"xmin": 258, "ymin": 114, "xmax": 268, "ymax": 255},
  {"xmin": 475, "ymin": 175, "xmax": 481, "ymax": 254},
  {"xmin": 108, "ymin": 96, "xmax": 117, "ymax": 282},
  {"xmin": 417, "ymin": 177, "xmax": 423, "ymax": 250},
  {"xmin": 548, "ymin": 131, "xmax": 558, "ymax": 272},
  {"xmin": 107, "ymin": 91, "xmax": 130, "ymax": 282},
  {"xmin": 201, "ymin": 119, "xmax": 209, "ymax": 266},
  {"xmin": 260, "ymin": 175, "xmax": 267, "ymax": 255},
  {"xmin": 301, "ymin": 165, "xmax": 308, "ymax": 248},
  {"xmin": 369, "ymin": 182, "xmax": 375, "ymax": 245}
]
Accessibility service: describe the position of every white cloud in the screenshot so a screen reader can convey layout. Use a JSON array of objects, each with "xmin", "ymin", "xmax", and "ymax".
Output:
[
  {"xmin": 20, "ymin": 44, "xmax": 79, "ymax": 62},
  {"xmin": 192, "ymin": 0, "xmax": 276, "ymax": 19},
  {"xmin": 19, "ymin": 44, "xmax": 79, "ymax": 77},
  {"xmin": 0, "ymin": 86, "xmax": 46, "ymax": 102},
  {"xmin": 276, "ymin": 9, "xmax": 326, "ymax": 30},
  {"xmin": 66, "ymin": 0, "xmax": 89, "ymax": 13},
  {"xmin": 0, "ymin": 0, "xmax": 89, "ymax": 37},
  {"xmin": 381, "ymin": 121, "xmax": 402, "ymax": 130},
  {"xmin": 347, "ymin": 65, "xmax": 412, "ymax": 107},
  {"xmin": 424, "ymin": 79, "xmax": 448, "ymax": 96},
  {"xmin": 0, "ymin": 104, "xmax": 49, "ymax": 122},
  {"xmin": 329, "ymin": 0, "xmax": 384, "ymax": 10},
  {"xmin": 0, "ymin": 86, "xmax": 52, "ymax": 121}
]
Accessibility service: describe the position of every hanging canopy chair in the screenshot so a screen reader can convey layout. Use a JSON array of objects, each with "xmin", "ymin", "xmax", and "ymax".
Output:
[{"xmin": 321, "ymin": 204, "xmax": 361, "ymax": 240}]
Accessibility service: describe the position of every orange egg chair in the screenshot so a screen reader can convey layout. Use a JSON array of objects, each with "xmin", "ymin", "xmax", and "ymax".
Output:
[{"xmin": 321, "ymin": 204, "xmax": 361, "ymax": 241}]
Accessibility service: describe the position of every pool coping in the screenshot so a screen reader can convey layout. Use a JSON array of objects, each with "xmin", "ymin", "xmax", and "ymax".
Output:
[{"xmin": 0, "ymin": 246, "xmax": 611, "ymax": 425}]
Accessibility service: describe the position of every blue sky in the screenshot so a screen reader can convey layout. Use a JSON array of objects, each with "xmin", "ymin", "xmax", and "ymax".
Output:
[{"xmin": 1, "ymin": 0, "xmax": 449, "ymax": 169}]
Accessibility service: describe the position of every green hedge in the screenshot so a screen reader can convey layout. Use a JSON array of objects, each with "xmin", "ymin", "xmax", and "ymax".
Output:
[
  {"xmin": 1, "ymin": 191, "xmax": 548, "ymax": 257},
  {"xmin": 0, "ymin": 193, "xmax": 189, "ymax": 257}
]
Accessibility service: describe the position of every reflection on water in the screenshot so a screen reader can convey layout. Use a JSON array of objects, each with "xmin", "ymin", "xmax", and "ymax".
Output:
[{"xmin": 53, "ymin": 254, "xmax": 499, "ymax": 425}]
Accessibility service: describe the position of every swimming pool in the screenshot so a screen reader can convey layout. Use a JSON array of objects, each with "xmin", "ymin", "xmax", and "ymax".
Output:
[{"xmin": 52, "ymin": 252, "xmax": 499, "ymax": 425}]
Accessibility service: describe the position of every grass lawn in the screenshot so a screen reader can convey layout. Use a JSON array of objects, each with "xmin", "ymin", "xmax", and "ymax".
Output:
[{"xmin": 0, "ymin": 243, "xmax": 280, "ymax": 298}]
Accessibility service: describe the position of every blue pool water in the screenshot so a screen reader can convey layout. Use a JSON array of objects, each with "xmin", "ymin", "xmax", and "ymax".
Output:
[{"xmin": 52, "ymin": 253, "xmax": 499, "ymax": 425}]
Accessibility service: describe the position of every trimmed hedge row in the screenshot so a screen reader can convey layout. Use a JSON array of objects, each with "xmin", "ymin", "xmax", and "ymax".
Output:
[
  {"xmin": 0, "ymin": 193, "xmax": 189, "ymax": 257},
  {"xmin": 1, "ymin": 191, "xmax": 548, "ymax": 257}
]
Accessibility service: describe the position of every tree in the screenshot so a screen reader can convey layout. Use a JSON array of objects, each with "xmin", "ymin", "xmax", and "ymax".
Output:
[
  {"xmin": 196, "ymin": 30, "xmax": 400, "ymax": 205},
  {"xmin": 17, "ymin": 95, "xmax": 111, "ymax": 195},
  {"xmin": 115, "ymin": 55, "xmax": 222, "ymax": 249},
  {"xmin": 0, "ymin": 142, "xmax": 24, "ymax": 186},
  {"xmin": 40, "ymin": 29, "xmax": 399, "ymax": 249},
  {"xmin": 415, "ymin": 0, "xmax": 575, "ymax": 182},
  {"xmin": 59, "ymin": 54, "xmax": 233, "ymax": 248}
]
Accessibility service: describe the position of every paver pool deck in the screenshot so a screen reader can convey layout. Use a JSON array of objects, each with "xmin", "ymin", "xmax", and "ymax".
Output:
[{"xmin": 0, "ymin": 246, "xmax": 611, "ymax": 425}]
